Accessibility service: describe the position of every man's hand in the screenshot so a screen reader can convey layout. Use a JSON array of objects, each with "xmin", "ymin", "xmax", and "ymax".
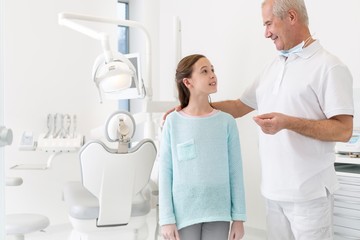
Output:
[
  {"xmin": 253, "ymin": 113, "xmax": 353, "ymax": 141},
  {"xmin": 162, "ymin": 105, "xmax": 181, "ymax": 123},
  {"xmin": 253, "ymin": 112, "xmax": 287, "ymax": 135}
]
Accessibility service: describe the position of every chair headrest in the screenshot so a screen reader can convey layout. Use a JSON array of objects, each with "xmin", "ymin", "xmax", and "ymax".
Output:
[{"xmin": 105, "ymin": 111, "xmax": 135, "ymax": 143}]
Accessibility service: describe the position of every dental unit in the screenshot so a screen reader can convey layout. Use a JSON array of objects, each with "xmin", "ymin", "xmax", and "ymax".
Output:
[{"xmin": 55, "ymin": 12, "xmax": 180, "ymax": 240}]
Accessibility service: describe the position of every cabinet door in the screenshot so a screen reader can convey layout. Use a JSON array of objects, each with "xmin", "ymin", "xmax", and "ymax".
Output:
[
  {"xmin": 334, "ymin": 205, "xmax": 360, "ymax": 230},
  {"xmin": 334, "ymin": 225, "xmax": 360, "ymax": 240}
]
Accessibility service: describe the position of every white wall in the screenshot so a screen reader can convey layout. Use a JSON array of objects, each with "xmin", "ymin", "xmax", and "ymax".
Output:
[
  {"xmin": 157, "ymin": 0, "xmax": 360, "ymax": 233},
  {"xmin": 0, "ymin": 0, "xmax": 5, "ymax": 237},
  {"xmin": 3, "ymin": 0, "xmax": 120, "ymax": 225}
]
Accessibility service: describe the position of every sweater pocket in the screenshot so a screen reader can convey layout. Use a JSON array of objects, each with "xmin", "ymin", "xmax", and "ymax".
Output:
[{"xmin": 176, "ymin": 139, "xmax": 197, "ymax": 161}]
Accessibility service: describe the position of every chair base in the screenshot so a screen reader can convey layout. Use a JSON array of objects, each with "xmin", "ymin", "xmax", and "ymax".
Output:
[{"xmin": 68, "ymin": 215, "xmax": 148, "ymax": 240}]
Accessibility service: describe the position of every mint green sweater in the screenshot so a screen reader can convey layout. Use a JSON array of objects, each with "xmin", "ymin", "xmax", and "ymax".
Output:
[{"xmin": 159, "ymin": 110, "xmax": 246, "ymax": 230}]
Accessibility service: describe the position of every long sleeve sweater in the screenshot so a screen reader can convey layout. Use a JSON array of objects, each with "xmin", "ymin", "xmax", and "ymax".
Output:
[{"xmin": 158, "ymin": 110, "xmax": 246, "ymax": 230}]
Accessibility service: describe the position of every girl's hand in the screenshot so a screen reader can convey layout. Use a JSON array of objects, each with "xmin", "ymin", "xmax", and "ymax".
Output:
[
  {"xmin": 161, "ymin": 224, "xmax": 180, "ymax": 240},
  {"xmin": 229, "ymin": 221, "xmax": 244, "ymax": 240}
]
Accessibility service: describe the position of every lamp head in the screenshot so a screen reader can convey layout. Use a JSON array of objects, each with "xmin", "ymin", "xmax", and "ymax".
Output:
[
  {"xmin": 92, "ymin": 52, "xmax": 144, "ymax": 102},
  {"xmin": 95, "ymin": 60, "xmax": 133, "ymax": 93}
]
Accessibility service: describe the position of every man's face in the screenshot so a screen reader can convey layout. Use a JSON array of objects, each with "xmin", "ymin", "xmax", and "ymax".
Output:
[{"xmin": 262, "ymin": 0, "xmax": 292, "ymax": 51}]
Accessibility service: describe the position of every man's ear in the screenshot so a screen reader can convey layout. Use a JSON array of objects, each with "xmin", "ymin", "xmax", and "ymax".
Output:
[{"xmin": 288, "ymin": 9, "xmax": 297, "ymax": 24}]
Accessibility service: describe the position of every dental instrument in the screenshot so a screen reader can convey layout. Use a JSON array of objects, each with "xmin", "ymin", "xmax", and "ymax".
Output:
[
  {"xmin": 14, "ymin": 113, "xmax": 84, "ymax": 170},
  {"xmin": 43, "ymin": 114, "xmax": 53, "ymax": 139}
]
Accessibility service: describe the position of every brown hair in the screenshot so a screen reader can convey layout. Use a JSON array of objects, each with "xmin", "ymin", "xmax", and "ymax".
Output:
[{"xmin": 175, "ymin": 54, "xmax": 206, "ymax": 108}]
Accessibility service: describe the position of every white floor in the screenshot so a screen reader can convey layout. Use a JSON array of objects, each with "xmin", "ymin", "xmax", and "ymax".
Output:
[
  {"xmin": 7, "ymin": 209, "xmax": 159, "ymax": 240},
  {"xmin": 7, "ymin": 209, "xmax": 265, "ymax": 240}
]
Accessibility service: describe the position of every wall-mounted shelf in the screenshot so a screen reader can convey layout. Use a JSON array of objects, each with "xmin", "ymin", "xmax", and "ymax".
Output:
[
  {"xmin": 10, "ymin": 151, "xmax": 66, "ymax": 170},
  {"xmin": 10, "ymin": 164, "xmax": 48, "ymax": 170}
]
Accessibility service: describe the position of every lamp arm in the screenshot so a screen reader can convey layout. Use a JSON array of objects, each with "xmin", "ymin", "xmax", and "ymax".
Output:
[
  {"xmin": 59, "ymin": 16, "xmax": 104, "ymax": 41},
  {"xmin": 101, "ymin": 35, "xmax": 113, "ymax": 63}
]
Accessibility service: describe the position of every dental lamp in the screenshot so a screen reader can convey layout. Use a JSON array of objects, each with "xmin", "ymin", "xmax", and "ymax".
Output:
[
  {"xmin": 59, "ymin": 12, "xmax": 177, "ymax": 140},
  {"xmin": 58, "ymin": 12, "xmax": 149, "ymax": 103}
]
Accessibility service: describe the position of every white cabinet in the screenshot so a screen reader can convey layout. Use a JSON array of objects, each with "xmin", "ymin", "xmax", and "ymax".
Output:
[{"xmin": 334, "ymin": 163, "xmax": 360, "ymax": 239}]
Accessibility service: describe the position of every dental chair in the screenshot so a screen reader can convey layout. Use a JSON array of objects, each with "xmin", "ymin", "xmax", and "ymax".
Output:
[{"xmin": 62, "ymin": 111, "xmax": 157, "ymax": 240}]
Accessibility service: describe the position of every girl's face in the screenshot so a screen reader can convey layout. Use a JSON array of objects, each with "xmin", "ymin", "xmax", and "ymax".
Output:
[{"xmin": 185, "ymin": 57, "xmax": 217, "ymax": 95}]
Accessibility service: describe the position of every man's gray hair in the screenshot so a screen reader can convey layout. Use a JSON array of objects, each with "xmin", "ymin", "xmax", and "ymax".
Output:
[{"xmin": 265, "ymin": 0, "xmax": 309, "ymax": 26}]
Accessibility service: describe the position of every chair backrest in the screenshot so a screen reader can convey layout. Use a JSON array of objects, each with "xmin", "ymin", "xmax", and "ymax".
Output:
[{"xmin": 79, "ymin": 139, "xmax": 156, "ymax": 227}]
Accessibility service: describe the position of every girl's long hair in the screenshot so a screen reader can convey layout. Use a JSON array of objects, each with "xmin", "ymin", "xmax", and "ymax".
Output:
[{"xmin": 175, "ymin": 54, "xmax": 206, "ymax": 108}]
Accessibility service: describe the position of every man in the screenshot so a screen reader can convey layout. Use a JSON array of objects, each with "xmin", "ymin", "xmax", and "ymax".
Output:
[{"xmin": 211, "ymin": 0, "xmax": 353, "ymax": 239}]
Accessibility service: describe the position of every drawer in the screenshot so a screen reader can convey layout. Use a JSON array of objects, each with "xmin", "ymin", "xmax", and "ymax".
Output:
[
  {"xmin": 335, "ymin": 186, "xmax": 360, "ymax": 198},
  {"xmin": 334, "ymin": 206, "xmax": 360, "ymax": 230},
  {"xmin": 335, "ymin": 178, "xmax": 360, "ymax": 198},
  {"xmin": 334, "ymin": 195, "xmax": 360, "ymax": 211},
  {"xmin": 334, "ymin": 225, "xmax": 360, "ymax": 240},
  {"xmin": 337, "ymin": 175, "xmax": 360, "ymax": 185}
]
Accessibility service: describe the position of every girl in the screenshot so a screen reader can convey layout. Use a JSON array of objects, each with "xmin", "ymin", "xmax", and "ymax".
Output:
[{"xmin": 159, "ymin": 54, "xmax": 246, "ymax": 240}]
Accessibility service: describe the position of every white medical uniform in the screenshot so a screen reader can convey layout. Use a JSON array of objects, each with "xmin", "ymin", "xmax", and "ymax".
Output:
[{"xmin": 240, "ymin": 40, "xmax": 354, "ymax": 239}]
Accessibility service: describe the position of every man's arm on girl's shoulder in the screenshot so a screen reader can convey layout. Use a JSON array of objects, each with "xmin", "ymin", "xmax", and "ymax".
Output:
[{"xmin": 212, "ymin": 100, "xmax": 253, "ymax": 118}]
